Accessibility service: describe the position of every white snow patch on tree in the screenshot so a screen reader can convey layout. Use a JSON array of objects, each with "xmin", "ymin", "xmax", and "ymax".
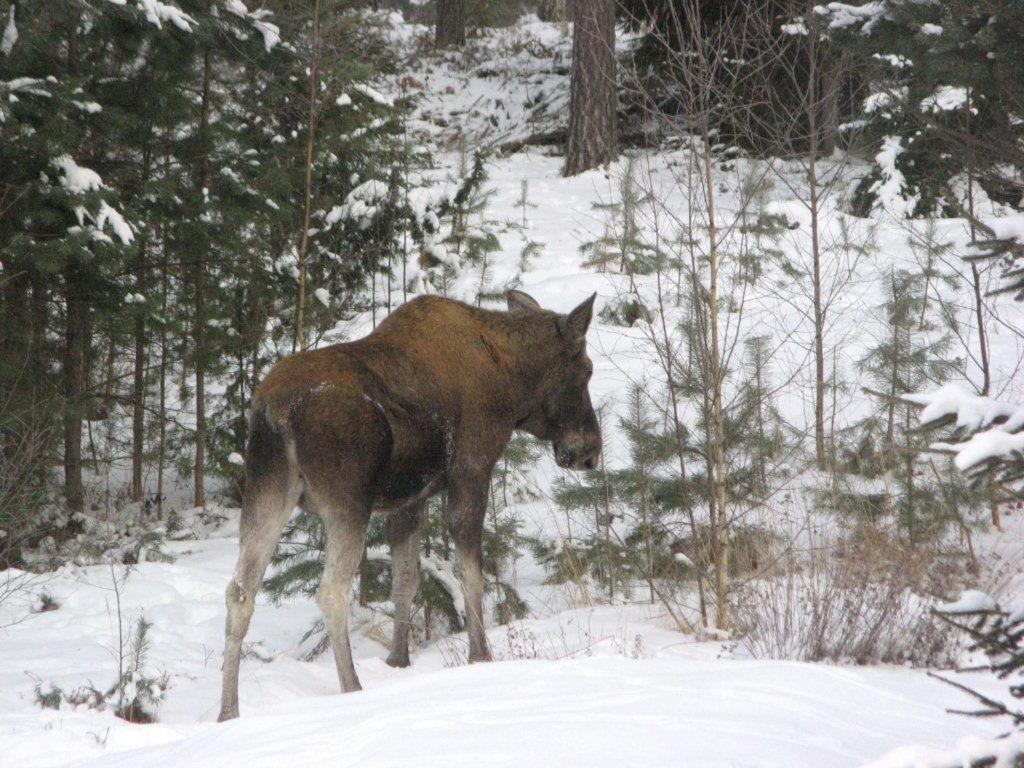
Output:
[
  {"xmin": 814, "ymin": 2, "xmax": 887, "ymax": 33},
  {"xmin": 97, "ymin": 200, "xmax": 134, "ymax": 244},
  {"xmin": 352, "ymin": 83, "xmax": 394, "ymax": 107},
  {"xmin": 936, "ymin": 590, "xmax": 997, "ymax": 614},
  {"xmin": 130, "ymin": 0, "xmax": 198, "ymax": 32},
  {"xmin": 945, "ymin": 431, "xmax": 1024, "ymax": 474},
  {"xmin": 921, "ymin": 86, "xmax": 974, "ymax": 115},
  {"xmin": 906, "ymin": 386, "xmax": 1024, "ymax": 478},
  {"xmin": 325, "ymin": 179, "xmax": 389, "ymax": 227},
  {"xmin": 53, "ymin": 155, "xmax": 105, "ymax": 194},
  {"xmin": 251, "ymin": 19, "xmax": 280, "ymax": 51},
  {"xmin": 905, "ymin": 385, "xmax": 1021, "ymax": 434},
  {"xmin": 864, "ymin": 88, "xmax": 906, "ymax": 114},
  {"xmin": 920, "ymin": 23, "xmax": 943, "ymax": 36},
  {"xmin": 314, "ymin": 288, "xmax": 330, "ymax": 307},
  {"xmin": 1, "ymin": 5, "xmax": 17, "ymax": 55},
  {"xmin": 73, "ymin": 100, "xmax": 103, "ymax": 113},
  {"xmin": 868, "ymin": 136, "xmax": 918, "ymax": 218},
  {"xmin": 420, "ymin": 554, "xmax": 465, "ymax": 620},
  {"xmin": 872, "ymin": 53, "xmax": 912, "ymax": 69},
  {"xmin": 982, "ymin": 212, "xmax": 1024, "ymax": 245}
]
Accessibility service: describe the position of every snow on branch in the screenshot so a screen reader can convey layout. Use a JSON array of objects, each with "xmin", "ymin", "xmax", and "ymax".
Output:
[
  {"xmin": 945, "ymin": 198, "xmax": 1024, "ymax": 300},
  {"xmin": 52, "ymin": 155, "xmax": 105, "ymax": 195},
  {"xmin": 106, "ymin": 0, "xmax": 197, "ymax": 32},
  {"xmin": 899, "ymin": 385, "xmax": 1024, "ymax": 494},
  {"xmin": 364, "ymin": 546, "xmax": 466, "ymax": 621},
  {"xmin": 224, "ymin": 0, "xmax": 281, "ymax": 51},
  {"xmin": 813, "ymin": 2, "xmax": 888, "ymax": 33}
]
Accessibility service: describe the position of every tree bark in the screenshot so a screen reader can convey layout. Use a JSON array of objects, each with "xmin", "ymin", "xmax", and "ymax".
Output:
[
  {"xmin": 564, "ymin": 0, "xmax": 617, "ymax": 177},
  {"xmin": 131, "ymin": 267, "xmax": 146, "ymax": 504},
  {"xmin": 294, "ymin": 0, "xmax": 323, "ymax": 352},
  {"xmin": 63, "ymin": 271, "xmax": 90, "ymax": 517},
  {"xmin": 703, "ymin": 144, "xmax": 729, "ymax": 632},
  {"xmin": 193, "ymin": 51, "xmax": 212, "ymax": 509},
  {"xmin": 435, "ymin": 0, "xmax": 465, "ymax": 48}
]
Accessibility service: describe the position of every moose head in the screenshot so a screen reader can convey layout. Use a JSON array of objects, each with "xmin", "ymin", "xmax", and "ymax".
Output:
[{"xmin": 507, "ymin": 290, "xmax": 603, "ymax": 471}]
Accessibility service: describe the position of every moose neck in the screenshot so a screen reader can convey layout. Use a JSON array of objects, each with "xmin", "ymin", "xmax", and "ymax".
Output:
[{"xmin": 487, "ymin": 311, "xmax": 562, "ymax": 421}]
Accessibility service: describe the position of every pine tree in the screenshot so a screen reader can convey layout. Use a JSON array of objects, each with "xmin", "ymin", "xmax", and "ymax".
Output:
[
  {"xmin": 819, "ymin": 1, "xmax": 1024, "ymax": 219},
  {"xmin": 580, "ymin": 154, "xmax": 658, "ymax": 276},
  {"xmin": 0, "ymin": 0, "xmax": 415, "ymax": 561},
  {"xmin": 854, "ymin": 267, "xmax": 983, "ymax": 543}
]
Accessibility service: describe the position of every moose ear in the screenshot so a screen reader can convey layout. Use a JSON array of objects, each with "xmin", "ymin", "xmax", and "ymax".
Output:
[
  {"xmin": 559, "ymin": 293, "xmax": 596, "ymax": 340},
  {"xmin": 506, "ymin": 289, "xmax": 541, "ymax": 313}
]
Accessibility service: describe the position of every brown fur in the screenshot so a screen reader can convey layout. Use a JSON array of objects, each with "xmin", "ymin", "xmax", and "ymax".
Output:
[{"xmin": 218, "ymin": 292, "xmax": 600, "ymax": 720}]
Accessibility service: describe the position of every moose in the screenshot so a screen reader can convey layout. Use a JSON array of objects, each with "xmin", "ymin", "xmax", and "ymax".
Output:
[{"xmin": 219, "ymin": 290, "xmax": 602, "ymax": 720}]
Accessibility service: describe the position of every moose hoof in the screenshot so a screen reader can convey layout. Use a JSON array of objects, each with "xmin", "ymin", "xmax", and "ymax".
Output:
[{"xmin": 386, "ymin": 651, "xmax": 411, "ymax": 669}]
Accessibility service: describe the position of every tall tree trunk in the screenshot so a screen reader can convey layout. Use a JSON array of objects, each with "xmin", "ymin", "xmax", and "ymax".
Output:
[
  {"xmin": 193, "ymin": 51, "xmax": 212, "ymax": 509},
  {"xmin": 63, "ymin": 270, "xmax": 89, "ymax": 517},
  {"xmin": 564, "ymin": 0, "xmax": 617, "ymax": 177},
  {"xmin": 29, "ymin": 276, "xmax": 49, "ymax": 388},
  {"xmin": 435, "ymin": 0, "xmax": 465, "ymax": 48},
  {"xmin": 157, "ymin": 242, "xmax": 168, "ymax": 520},
  {"xmin": 294, "ymin": 0, "xmax": 323, "ymax": 352},
  {"xmin": 131, "ymin": 150, "xmax": 153, "ymax": 504},
  {"xmin": 131, "ymin": 272, "xmax": 146, "ymax": 503},
  {"xmin": 703, "ymin": 144, "xmax": 729, "ymax": 632}
]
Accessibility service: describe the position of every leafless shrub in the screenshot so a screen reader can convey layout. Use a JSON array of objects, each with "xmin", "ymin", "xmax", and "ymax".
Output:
[{"xmin": 733, "ymin": 533, "xmax": 966, "ymax": 667}]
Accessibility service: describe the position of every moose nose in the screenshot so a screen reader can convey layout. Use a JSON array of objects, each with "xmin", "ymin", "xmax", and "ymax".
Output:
[{"xmin": 576, "ymin": 444, "xmax": 601, "ymax": 471}]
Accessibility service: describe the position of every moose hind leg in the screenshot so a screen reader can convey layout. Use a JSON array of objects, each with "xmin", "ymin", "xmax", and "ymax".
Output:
[
  {"xmin": 449, "ymin": 481, "xmax": 492, "ymax": 664},
  {"xmin": 386, "ymin": 504, "xmax": 422, "ymax": 668},
  {"xmin": 219, "ymin": 478, "xmax": 297, "ymax": 721},
  {"xmin": 316, "ymin": 514, "xmax": 368, "ymax": 693}
]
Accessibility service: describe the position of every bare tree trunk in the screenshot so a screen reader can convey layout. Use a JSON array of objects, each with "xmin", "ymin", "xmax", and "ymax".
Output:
[
  {"xmin": 598, "ymin": 429, "xmax": 614, "ymax": 602},
  {"xmin": 193, "ymin": 51, "xmax": 212, "ymax": 509},
  {"xmin": 564, "ymin": 0, "xmax": 617, "ymax": 176},
  {"xmin": 656, "ymin": 276, "xmax": 708, "ymax": 624},
  {"xmin": 703, "ymin": 144, "xmax": 729, "ymax": 632},
  {"xmin": 294, "ymin": 0, "xmax": 322, "ymax": 352},
  {"xmin": 131, "ymin": 278, "xmax": 146, "ymax": 504},
  {"xmin": 435, "ymin": 0, "xmax": 465, "ymax": 48},
  {"xmin": 156, "ymin": 247, "xmax": 168, "ymax": 520},
  {"xmin": 63, "ymin": 272, "xmax": 89, "ymax": 517},
  {"xmin": 806, "ymin": 38, "xmax": 828, "ymax": 472}
]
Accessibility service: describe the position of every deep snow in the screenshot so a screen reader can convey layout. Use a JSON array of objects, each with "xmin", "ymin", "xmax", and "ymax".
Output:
[{"xmin": 0, "ymin": 513, "xmax": 1008, "ymax": 768}]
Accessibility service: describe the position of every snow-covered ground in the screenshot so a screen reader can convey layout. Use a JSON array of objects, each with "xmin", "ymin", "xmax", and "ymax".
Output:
[
  {"xmin": 0, "ymin": 508, "xmax": 1010, "ymax": 768},
  {"xmin": 4, "ymin": 11, "xmax": 1024, "ymax": 768}
]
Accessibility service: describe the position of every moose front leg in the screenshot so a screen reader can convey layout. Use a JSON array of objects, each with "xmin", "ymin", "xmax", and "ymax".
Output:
[{"xmin": 448, "ymin": 479, "xmax": 493, "ymax": 663}]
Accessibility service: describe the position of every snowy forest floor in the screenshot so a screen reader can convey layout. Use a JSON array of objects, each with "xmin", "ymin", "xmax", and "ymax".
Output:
[
  {"xmin": 4, "ymin": 10, "xmax": 1024, "ymax": 768},
  {"xmin": 0, "ymin": 505, "xmax": 1015, "ymax": 768}
]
